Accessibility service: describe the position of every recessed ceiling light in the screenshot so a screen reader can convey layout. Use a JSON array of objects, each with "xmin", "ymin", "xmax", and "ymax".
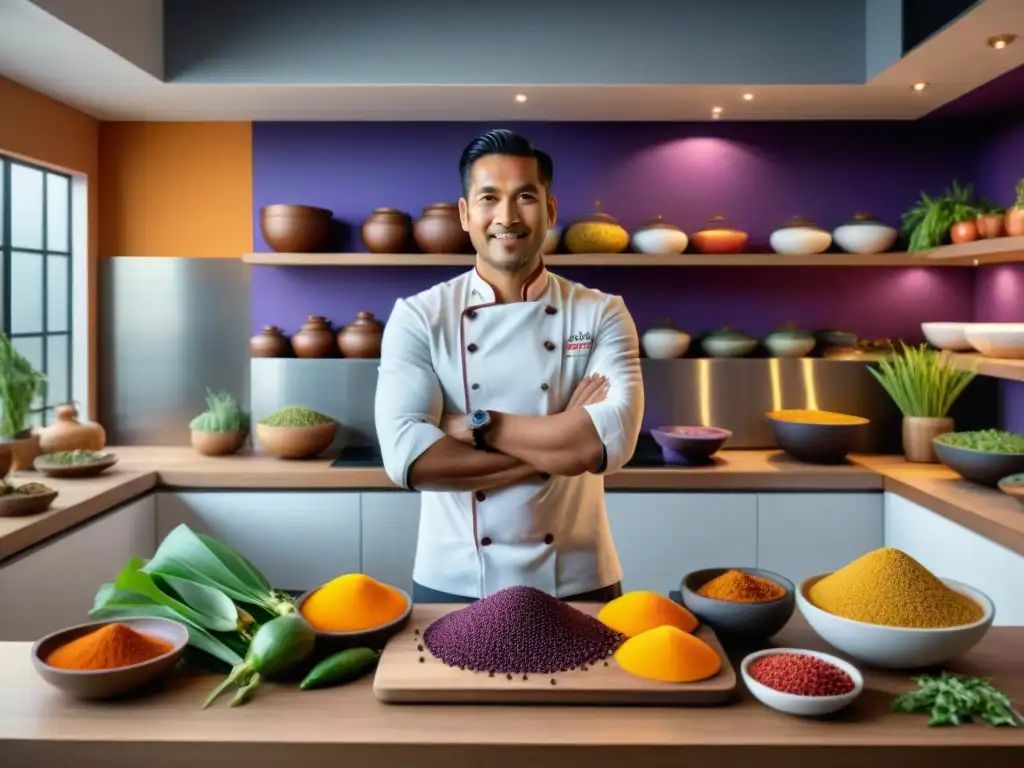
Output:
[
  {"xmin": 712, "ymin": 106, "xmax": 723, "ymax": 112},
  {"xmin": 742, "ymin": 93, "xmax": 754, "ymax": 101},
  {"xmin": 515, "ymin": 93, "xmax": 527, "ymax": 103},
  {"xmin": 988, "ymin": 34, "xmax": 1017, "ymax": 49},
  {"xmin": 911, "ymin": 81, "xmax": 928, "ymax": 91}
]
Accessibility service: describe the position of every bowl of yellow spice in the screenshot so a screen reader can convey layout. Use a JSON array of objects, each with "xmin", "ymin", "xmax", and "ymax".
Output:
[
  {"xmin": 765, "ymin": 409, "xmax": 869, "ymax": 464},
  {"xmin": 297, "ymin": 573, "xmax": 412, "ymax": 660},
  {"xmin": 796, "ymin": 547, "xmax": 994, "ymax": 669},
  {"xmin": 680, "ymin": 568, "xmax": 795, "ymax": 641}
]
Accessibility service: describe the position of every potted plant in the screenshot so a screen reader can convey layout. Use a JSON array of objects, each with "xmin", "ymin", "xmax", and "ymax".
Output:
[
  {"xmin": 976, "ymin": 198, "xmax": 1006, "ymax": 239},
  {"xmin": 0, "ymin": 331, "xmax": 47, "ymax": 472},
  {"xmin": 1006, "ymin": 178, "xmax": 1024, "ymax": 237},
  {"xmin": 189, "ymin": 388, "xmax": 250, "ymax": 456},
  {"xmin": 900, "ymin": 181, "xmax": 977, "ymax": 251},
  {"xmin": 867, "ymin": 343, "xmax": 977, "ymax": 463}
]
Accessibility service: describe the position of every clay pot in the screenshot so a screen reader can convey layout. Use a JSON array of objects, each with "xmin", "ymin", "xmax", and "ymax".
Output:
[
  {"xmin": 691, "ymin": 216, "xmax": 749, "ymax": 254},
  {"xmin": 1006, "ymin": 207, "xmax": 1024, "ymax": 237},
  {"xmin": 255, "ymin": 421, "xmax": 338, "ymax": 459},
  {"xmin": 38, "ymin": 403, "xmax": 106, "ymax": 455},
  {"xmin": 260, "ymin": 204, "xmax": 333, "ymax": 253},
  {"xmin": 950, "ymin": 220, "xmax": 978, "ymax": 244},
  {"xmin": 191, "ymin": 428, "xmax": 248, "ymax": 457},
  {"xmin": 291, "ymin": 316, "xmax": 336, "ymax": 358},
  {"xmin": 977, "ymin": 213, "xmax": 1006, "ymax": 239},
  {"xmin": 6, "ymin": 429, "xmax": 41, "ymax": 472},
  {"xmin": 631, "ymin": 216, "xmax": 689, "ymax": 255},
  {"xmin": 337, "ymin": 311, "xmax": 384, "ymax": 358},
  {"xmin": 902, "ymin": 416, "xmax": 953, "ymax": 463},
  {"xmin": 564, "ymin": 201, "xmax": 630, "ymax": 255},
  {"xmin": 0, "ymin": 443, "xmax": 12, "ymax": 479},
  {"xmin": 413, "ymin": 203, "xmax": 471, "ymax": 254},
  {"xmin": 251, "ymin": 326, "xmax": 291, "ymax": 358},
  {"xmin": 361, "ymin": 207, "xmax": 412, "ymax": 253}
]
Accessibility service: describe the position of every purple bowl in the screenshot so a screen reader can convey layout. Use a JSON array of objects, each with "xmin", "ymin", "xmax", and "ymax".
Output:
[{"xmin": 650, "ymin": 426, "xmax": 733, "ymax": 465}]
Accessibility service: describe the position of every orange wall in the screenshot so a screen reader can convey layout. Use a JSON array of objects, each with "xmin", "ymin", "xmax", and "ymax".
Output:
[
  {"xmin": 0, "ymin": 76, "xmax": 99, "ymax": 419},
  {"xmin": 99, "ymin": 122, "xmax": 252, "ymax": 257}
]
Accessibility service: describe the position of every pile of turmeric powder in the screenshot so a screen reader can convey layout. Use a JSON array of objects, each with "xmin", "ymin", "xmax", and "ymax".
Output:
[
  {"xmin": 45, "ymin": 622, "xmax": 174, "ymax": 671},
  {"xmin": 696, "ymin": 569, "xmax": 786, "ymax": 603},
  {"xmin": 300, "ymin": 573, "xmax": 408, "ymax": 632}
]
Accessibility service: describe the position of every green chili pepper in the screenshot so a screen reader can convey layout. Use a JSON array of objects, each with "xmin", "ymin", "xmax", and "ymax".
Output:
[{"xmin": 300, "ymin": 647, "xmax": 381, "ymax": 690}]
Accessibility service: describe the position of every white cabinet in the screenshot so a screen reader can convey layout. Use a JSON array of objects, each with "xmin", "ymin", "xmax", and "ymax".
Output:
[
  {"xmin": 360, "ymin": 491, "xmax": 420, "ymax": 594},
  {"xmin": 155, "ymin": 491, "xmax": 360, "ymax": 594},
  {"xmin": 0, "ymin": 494, "xmax": 156, "ymax": 641},
  {"xmin": 757, "ymin": 492, "xmax": 884, "ymax": 588},
  {"xmin": 884, "ymin": 492, "xmax": 1024, "ymax": 626},
  {"xmin": 606, "ymin": 492, "xmax": 758, "ymax": 594}
]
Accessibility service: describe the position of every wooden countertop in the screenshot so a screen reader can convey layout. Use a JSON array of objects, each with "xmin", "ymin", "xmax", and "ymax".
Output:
[
  {"xmin": 0, "ymin": 446, "xmax": 1022, "ymax": 564},
  {"xmin": 1, "ymin": 614, "xmax": 1021, "ymax": 768}
]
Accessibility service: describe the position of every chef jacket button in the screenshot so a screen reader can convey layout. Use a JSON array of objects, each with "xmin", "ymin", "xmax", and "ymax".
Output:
[
  {"xmin": 544, "ymin": 533, "xmax": 554, "ymax": 544},
  {"xmin": 465, "ymin": 309, "xmax": 477, "ymax": 319},
  {"xmin": 545, "ymin": 305, "xmax": 557, "ymax": 315},
  {"xmin": 467, "ymin": 342, "xmax": 478, "ymax": 353},
  {"xmin": 475, "ymin": 491, "xmax": 486, "ymax": 502},
  {"xmin": 472, "ymin": 382, "xmax": 480, "ymax": 390},
  {"xmin": 540, "ymin": 383, "xmax": 549, "ymax": 391},
  {"xmin": 481, "ymin": 536, "xmax": 492, "ymax": 546},
  {"xmin": 544, "ymin": 340, "xmax": 556, "ymax": 351}
]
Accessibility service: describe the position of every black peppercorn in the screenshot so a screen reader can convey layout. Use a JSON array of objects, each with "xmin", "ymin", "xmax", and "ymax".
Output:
[
  {"xmin": 417, "ymin": 644, "xmax": 423, "ymax": 651},
  {"xmin": 414, "ymin": 629, "xmax": 419, "ymax": 635},
  {"xmin": 419, "ymin": 656, "xmax": 425, "ymax": 663},
  {"xmin": 550, "ymin": 678, "xmax": 557, "ymax": 685}
]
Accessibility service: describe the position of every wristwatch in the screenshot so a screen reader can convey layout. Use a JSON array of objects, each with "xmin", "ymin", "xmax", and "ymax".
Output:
[{"xmin": 467, "ymin": 409, "xmax": 493, "ymax": 451}]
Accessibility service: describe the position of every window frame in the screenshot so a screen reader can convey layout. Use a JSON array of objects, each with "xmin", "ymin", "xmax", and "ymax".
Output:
[{"xmin": 0, "ymin": 153, "xmax": 75, "ymax": 427}]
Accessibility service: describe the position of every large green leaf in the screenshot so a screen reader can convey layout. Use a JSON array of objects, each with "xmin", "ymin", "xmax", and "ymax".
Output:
[
  {"xmin": 142, "ymin": 525, "xmax": 264, "ymax": 603},
  {"xmin": 114, "ymin": 557, "xmax": 238, "ymax": 632},
  {"xmin": 197, "ymin": 531, "xmax": 271, "ymax": 592},
  {"xmin": 154, "ymin": 573, "xmax": 245, "ymax": 629}
]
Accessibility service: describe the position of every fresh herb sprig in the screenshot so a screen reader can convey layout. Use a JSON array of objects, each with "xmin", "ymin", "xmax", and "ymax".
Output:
[{"xmin": 892, "ymin": 672, "xmax": 1022, "ymax": 727}]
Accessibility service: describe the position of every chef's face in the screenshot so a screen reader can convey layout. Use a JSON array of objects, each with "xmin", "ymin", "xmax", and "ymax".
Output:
[{"xmin": 459, "ymin": 154, "xmax": 557, "ymax": 274}]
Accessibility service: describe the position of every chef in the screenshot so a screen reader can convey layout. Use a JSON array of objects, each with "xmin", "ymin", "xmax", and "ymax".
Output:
[{"xmin": 375, "ymin": 128, "xmax": 644, "ymax": 604}]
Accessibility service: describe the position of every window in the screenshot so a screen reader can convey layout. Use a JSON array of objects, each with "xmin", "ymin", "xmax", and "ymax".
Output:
[{"xmin": 0, "ymin": 154, "xmax": 73, "ymax": 427}]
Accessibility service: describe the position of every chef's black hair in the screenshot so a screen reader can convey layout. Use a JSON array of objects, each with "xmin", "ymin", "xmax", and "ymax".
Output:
[{"xmin": 459, "ymin": 129, "xmax": 553, "ymax": 197}]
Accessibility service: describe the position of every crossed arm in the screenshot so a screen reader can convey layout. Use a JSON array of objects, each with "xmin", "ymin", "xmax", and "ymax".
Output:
[{"xmin": 374, "ymin": 296, "xmax": 644, "ymax": 493}]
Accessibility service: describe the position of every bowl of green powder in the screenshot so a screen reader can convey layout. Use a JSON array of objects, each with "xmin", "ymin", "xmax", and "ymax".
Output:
[
  {"xmin": 255, "ymin": 406, "xmax": 338, "ymax": 459},
  {"xmin": 932, "ymin": 429, "xmax": 1024, "ymax": 488}
]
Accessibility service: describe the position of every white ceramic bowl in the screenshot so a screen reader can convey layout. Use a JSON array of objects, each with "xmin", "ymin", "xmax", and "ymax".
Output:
[
  {"xmin": 741, "ymin": 648, "xmax": 863, "ymax": 716},
  {"xmin": 796, "ymin": 572, "xmax": 994, "ymax": 669},
  {"xmin": 921, "ymin": 322, "xmax": 974, "ymax": 352},
  {"xmin": 769, "ymin": 227, "xmax": 832, "ymax": 256},
  {"xmin": 964, "ymin": 323, "xmax": 1024, "ymax": 359},
  {"xmin": 832, "ymin": 221, "xmax": 897, "ymax": 254}
]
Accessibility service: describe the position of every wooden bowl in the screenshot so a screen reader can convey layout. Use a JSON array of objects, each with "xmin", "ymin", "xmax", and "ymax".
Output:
[
  {"xmin": 34, "ymin": 453, "xmax": 119, "ymax": 478},
  {"xmin": 31, "ymin": 618, "xmax": 188, "ymax": 700},
  {"xmin": 0, "ymin": 484, "xmax": 58, "ymax": 517},
  {"xmin": 255, "ymin": 421, "xmax": 337, "ymax": 459},
  {"xmin": 260, "ymin": 204, "xmax": 333, "ymax": 253},
  {"xmin": 191, "ymin": 428, "xmax": 249, "ymax": 456}
]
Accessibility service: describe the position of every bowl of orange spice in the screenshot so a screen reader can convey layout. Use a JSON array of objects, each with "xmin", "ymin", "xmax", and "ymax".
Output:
[
  {"xmin": 680, "ymin": 567, "xmax": 795, "ymax": 641},
  {"xmin": 31, "ymin": 618, "xmax": 188, "ymax": 699}
]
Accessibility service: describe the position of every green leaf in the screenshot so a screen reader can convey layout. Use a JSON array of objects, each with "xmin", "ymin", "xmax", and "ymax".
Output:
[
  {"xmin": 143, "ymin": 525, "xmax": 262, "ymax": 601},
  {"xmin": 154, "ymin": 573, "xmax": 244, "ymax": 629},
  {"xmin": 196, "ymin": 531, "xmax": 271, "ymax": 592},
  {"xmin": 114, "ymin": 556, "xmax": 238, "ymax": 632}
]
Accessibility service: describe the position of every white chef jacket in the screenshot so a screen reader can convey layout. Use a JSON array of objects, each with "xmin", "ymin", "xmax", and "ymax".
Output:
[{"xmin": 374, "ymin": 264, "xmax": 644, "ymax": 599}]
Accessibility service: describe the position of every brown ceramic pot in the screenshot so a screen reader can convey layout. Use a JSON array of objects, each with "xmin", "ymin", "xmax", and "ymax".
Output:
[
  {"xmin": 291, "ymin": 316, "xmax": 336, "ymax": 358},
  {"xmin": 1006, "ymin": 207, "xmax": 1024, "ymax": 237},
  {"xmin": 337, "ymin": 311, "xmax": 384, "ymax": 358},
  {"xmin": 7, "ymin": 429, "xmax": 41, "ymax": 472},
  {"xmin": 0, "ymin": 443, "xmax": 12, "ymax": 480},
  {"xmin": 902, "ymin": 416, "xmax": 953, "ymax": 463},
  {"xmin": 413, "ymin": 203, "xmax": 471, "ymax": 254},
  {"xmin": 976, "ymin": 213, "xmax": 1006, "ymax": 239},
  {"xmin": 361, "ymin": 207, "xmax": 412, "ymax": 253},
  {"xmin": 260, "ymin": 204, "xmax": 333, "ymax": 253},
  {"xmin": 250, "ymin": 326, "xmax": 291, "ymax": 358},
  {"xmin": 38, "ymin": 403, "xmax": 106, "ymax": 454},
  {"xmin": 950, "ymin": 220, "xmax": 978, "ymax": 244},
  {"xmin": 255, "ymin": 421, "xmax": 338, "ymax": 459},
  {"xmin": 191, "ymin": 428, "xmax": 249, "ymax": 457}
]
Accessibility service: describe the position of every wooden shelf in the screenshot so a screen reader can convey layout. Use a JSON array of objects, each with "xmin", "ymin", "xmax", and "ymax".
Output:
[
  {"xmin": 948, "ymin": 353, "xmax": 1024, "ymax": 383},
  {"xmin": 242, "ymin": 236, "xmax": 1024, "ymax": 267}
]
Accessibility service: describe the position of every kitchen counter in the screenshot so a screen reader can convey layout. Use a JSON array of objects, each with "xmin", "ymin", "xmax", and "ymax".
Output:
[
  {"xmin": 1, "ymin": 613, "xmax": 1020, "ymax": 768},
  {"xmin": 1, "ymin": 446, "xmax": 1022, "ymax": 562}
]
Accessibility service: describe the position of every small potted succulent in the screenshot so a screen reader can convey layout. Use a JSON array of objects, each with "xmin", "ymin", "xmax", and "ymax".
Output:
[
  {"xmin": 0, "ymin": 331, "xmax": 47, "ymax": 472},
  {"xmin": 189, "ymin": 389, "xmax": 250, "ymax": 456},
  {"xmin": 867, "ymin": 343, "xmax": 976, "ymax": 463}
]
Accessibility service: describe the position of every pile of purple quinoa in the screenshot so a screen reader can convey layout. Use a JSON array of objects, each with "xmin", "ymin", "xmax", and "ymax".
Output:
[{"xmin": 422, "ymin": 585, "xmax": 626, "ymax": 675}]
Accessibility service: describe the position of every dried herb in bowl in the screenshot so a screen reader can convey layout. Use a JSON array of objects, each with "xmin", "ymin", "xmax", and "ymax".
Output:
[
  {"xmin": 39, "ymin": 449, "xmax": 113, "ymax": 466},
  {"xmin": 258, "ymin": 406, "xmax": 333, "ymax": 428},
  {"xmin": 934, "ymin": 430, "xmax": 1024, "ymax": 454},
  {"xmin": 892, "ymin": 672, "xmax": 1022, "ymax": 727},
  {"xmin": 0, "ymin": 480, "xmax": 55, "ymax": 496}
]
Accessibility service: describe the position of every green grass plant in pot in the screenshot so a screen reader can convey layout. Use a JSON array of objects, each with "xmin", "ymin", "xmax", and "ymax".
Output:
[
  {"xmin": 255, "ymin": 406, "xmax": 337, "ymax": 459},
  {"xmin": 900, "ymin": 181, "xmax": 978, "ymax": 252},
  {"xmin": 0, "ymin": 331, "xmax": 47, "ymax": 473},
  {"xmin": 867, "ymin": 343, "xmax": 976, "ymax": 463},
  {"xmin": 190, "ymin": 389, "xmax": 251, "ymax": 456}
]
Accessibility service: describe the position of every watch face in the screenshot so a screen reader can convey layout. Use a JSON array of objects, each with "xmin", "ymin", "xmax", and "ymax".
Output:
[{"xmin": 470, "ymin": 409, "xmax": 489, "ymax": 428}]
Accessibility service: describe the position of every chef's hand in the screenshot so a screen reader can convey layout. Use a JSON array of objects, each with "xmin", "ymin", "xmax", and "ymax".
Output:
[{"xmin": 566, "ymin": 373, "xmax": 609, "ymax": 409}]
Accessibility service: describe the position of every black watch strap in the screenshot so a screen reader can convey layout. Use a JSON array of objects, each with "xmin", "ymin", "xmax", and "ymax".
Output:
[{"xmin": 472, "ymin": 428, "xmax": 492, "ymax": 452}]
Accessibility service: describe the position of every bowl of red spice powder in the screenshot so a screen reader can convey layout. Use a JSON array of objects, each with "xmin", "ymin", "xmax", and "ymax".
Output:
[
  {"xmin": 31, "ymin": 618, "xmax": 188, "ymax": 700},
  {"xmin": 741, "ymin": 648, "xmax": 863, "ymax": 717}
]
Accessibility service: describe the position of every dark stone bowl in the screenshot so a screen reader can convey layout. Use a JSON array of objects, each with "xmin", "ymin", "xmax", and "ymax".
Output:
[
  {"xmin": 295, "ymin": 586, "xmax": 412, "ymax": 663},
  {"xmin": 933, "ymin": 441, "xmax": 1024, "ymax": 488},
  {"xmin": 766, "ymin": 416, "xmax": 868, "ymax": 464},
  {"xmin": 680, "ymin": 567, "xmax": 795, "ymax": 642},
  {"xmin": 651, "ymin": 426, "xmax": 732, "ymax": 466}
]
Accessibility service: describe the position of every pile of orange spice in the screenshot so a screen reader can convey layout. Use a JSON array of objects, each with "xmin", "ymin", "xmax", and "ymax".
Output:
[
  {"xmin": 45, "ymin": 623, "xmax": 174, "ymax": 671},
  {"xmin": 697, "ymin": 569, "xmax": 786, "ymax": 603}
]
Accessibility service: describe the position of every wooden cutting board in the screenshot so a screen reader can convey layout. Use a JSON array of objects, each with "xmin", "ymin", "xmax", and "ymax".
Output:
[{"xmin": 373, "ymin": 603, "xmax": 738, "ymax": 705}]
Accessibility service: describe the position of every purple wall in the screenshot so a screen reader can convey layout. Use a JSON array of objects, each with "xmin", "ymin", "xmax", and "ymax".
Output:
[{"xmin": 252, "ymin": 121, "xmax": 977, "ymax": 342}]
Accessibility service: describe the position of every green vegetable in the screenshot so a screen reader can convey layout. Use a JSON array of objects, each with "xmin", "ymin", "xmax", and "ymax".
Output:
[
  {"xmin": 892, "ymin": 672, "xmax": 1022, "ymax": 727},
  {"xmin": 203, "ymin": 614, "xmax": 317, "ymax": 708},
  {"xmin": 868, "ymin": 343, "xmax": 976, "ymax": 418},
  {"xmin": 900, "ymin": 180, "xmax": 977, "ymax": 252},
  {"xmin": 259, "ymin": 406, "xmax": 333, "ymax": 428},
  {"xmin": 0, "ymin": 331, "xmax": 46, "ymax": 439},
  {"xmin": 40, "ymin": 449, "xmax": 111, "ymax": 466},
  {"xmin": 934, "ymin": 429, "xmax": 1024, "ymax": 454},
  {"xmin": 300, "ymin": 647, "xmax": 381, "ymax": 690},
  {"xmin": 189, "ymin": 388, "xmax": 250, "ymax": 433}
]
